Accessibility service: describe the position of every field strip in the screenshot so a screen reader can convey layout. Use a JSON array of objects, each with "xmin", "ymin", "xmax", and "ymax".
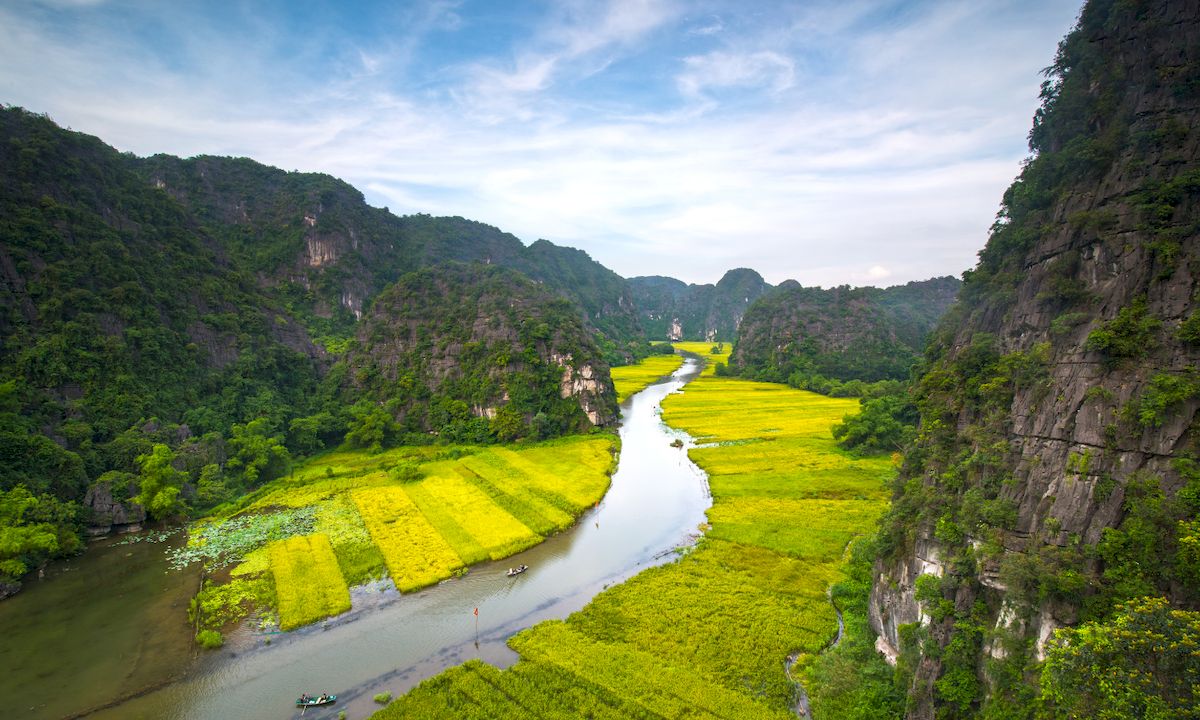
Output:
[
  {"xmin": 352, "ymin": 486, "xmax": 465, "ymax": 592},
  {"xmin": 268, "ymin": 534, "xmax": 351, "ymax": 630},
  {"xmin": 412, "ymin": 473, "xmax": 540, "ymax": 560}
]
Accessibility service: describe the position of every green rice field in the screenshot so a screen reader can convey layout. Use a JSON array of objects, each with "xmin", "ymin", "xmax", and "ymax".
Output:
[
  {"xmin": 672, "ymin": 340, "xmax": 733, "ymax": 375},
  {"xmin": 189, "ymin": 435, "xmax": 617, "ymax": 633},
  {"xmin": 611, "ymin": 353, "xmax": 684, "ymax": 402},
  {"xmin": 374, "ymin": 357, "xmax": 894, "ymax": 718}
]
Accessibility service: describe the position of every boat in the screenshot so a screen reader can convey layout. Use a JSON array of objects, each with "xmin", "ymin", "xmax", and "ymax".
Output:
[
  {"xmin": 296, "ymin": 694, "xmax": 337, "ymax": 707},
  {"xmin": 506, "ymin": 564, "xmax": 528, "ymax": 577}
]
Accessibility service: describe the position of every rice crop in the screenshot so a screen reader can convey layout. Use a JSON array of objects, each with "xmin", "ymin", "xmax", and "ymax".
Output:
[
  {"xmin": 611, "ymin": 353, "xmax": 684, "ymax": 402},
  {"xmin": 184, "ymin": 436, "xmax": 617, "ymax": 634},
  {"xmin": 352, "ymin": 486, "xmax": 466, "ymax": 592},
  {"xmin": 269, "ymin": 533, "xmax": 351, "ymax": 630},
  {"xmin": 671, "ymin": 341, "xmax": 732, "ymax": 375},
  {"xmin": 370, "ymin": 370, "xmax": 894, "ymax": 719},
  {"xmin": 404, "ymin": 472, "xmax": 539, "ymax": 562}
]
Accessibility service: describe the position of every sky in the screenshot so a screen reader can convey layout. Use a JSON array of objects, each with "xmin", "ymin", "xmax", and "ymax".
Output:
[{"xmin": 0, "ymin": 0, "xmax": 1083, "ymax": 287}]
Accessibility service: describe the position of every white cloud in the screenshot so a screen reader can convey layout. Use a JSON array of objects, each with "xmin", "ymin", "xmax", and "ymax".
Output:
[
  {"xmin": 688, "ymin": 16, "xmax": 724, "ymax": 36},
  {"xmin": 0, "ymin": 0, "xmax": 1085, "ymax": 287},
  {"xmin": 677, "ymin": 50, "xmax": 795, "ymax": 100}
]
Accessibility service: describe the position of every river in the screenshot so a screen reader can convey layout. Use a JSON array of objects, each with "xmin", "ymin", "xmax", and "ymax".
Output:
[{"xmin": 1, "ymin": 356, "xmax": 711, "ymax": 720}]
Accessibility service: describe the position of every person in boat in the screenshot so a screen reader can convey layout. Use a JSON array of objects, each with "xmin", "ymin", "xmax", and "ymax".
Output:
[{"xmin": 300, "ymin": 693, "xmax": 309, "ymax": 703}]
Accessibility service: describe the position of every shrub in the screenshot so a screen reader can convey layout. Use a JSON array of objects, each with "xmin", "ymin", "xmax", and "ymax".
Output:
[
  {"xmin": 1085, "ymin": 298, "xmax": 1161, "ymax": 362},
  {"xmin": 373, "ymin": 691, "xmax": 393, "ymax": 704},
  {"xmin": 196, "ymin": 629, "xmax": 224, "ymax": 649}
]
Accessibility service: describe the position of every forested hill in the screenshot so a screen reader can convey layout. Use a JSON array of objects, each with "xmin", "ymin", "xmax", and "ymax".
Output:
[
  {"xmin": 729, "ymin": 276, "xmax": 961, "ymax": 384},
  {"xmin": 346, "ymin": 263, "xmax": 617, "ymax": 444},
  {"xmin": 629, "ymin": 267, "xmax": 772, "ymax": 341},
  {"xmin": 868, "ymin": 0, "xmax": 1200, "ymax": 717},
  {"xmin": 139, "ymin": 155, "xmax": 645, "ymax": 359},
  {"xmin": 0, "ymin": 107, "xmax": 625, "ymax": 595}
]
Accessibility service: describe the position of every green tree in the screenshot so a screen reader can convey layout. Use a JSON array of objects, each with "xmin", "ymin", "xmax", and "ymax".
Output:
[
  {"xmin": 345, "ymin": 402, "xmax": 396, "ymax": 453},
  {"xmin": 195, "ymin": 464, "xmax": 229, "ymax": 508},
  {"xmin": 1040, "ymin": 597, "xmax": 1200, "ymax": 719},
  {"xmin": 831, "ymin": 392, "xmax": 918, "ymax": 454},
  {"xmin": 490, "ymin": 404, "xmax": 526, "ymax": 442},
  {"xmin": 0, "ymin": 485, "xmax": 82, "ymax": 581},
  {"xmin": 226, "ymin": 418, "xmax": 290, "ymax": 488},
  {"xmin": 135, "ymin": 444, "xmax": 186, "ymax": 520}
]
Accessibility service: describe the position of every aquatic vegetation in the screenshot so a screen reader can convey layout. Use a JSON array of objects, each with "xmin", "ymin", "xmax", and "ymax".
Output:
[
  {"xmin": 373, "ymin": 372, "xmax": 893, "ymax": 718},
  {"xmin": 168, "ymin": 507, "xmax": 318, "ymax": 570},
  {"xmin": 195, "ymin": 629, "xmax": 224, "ymax": 649},
  {"xmin": 190, "ymin": 574, "xmax": 276, "ymax": 636},
  {"xmin": 611, "ymin": 353, "xmax": 683, "ymax": 402},
  {"xmin": 373, "ymin": 692, "xmax": 393, "ymax": 705},
  {"xmin": 269, "ymin": 533, "xmax": 351, "ymax": 630}
]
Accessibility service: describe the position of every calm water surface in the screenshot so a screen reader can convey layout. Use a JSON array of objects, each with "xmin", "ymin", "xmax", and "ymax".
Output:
[{"xmin": 2, "ymin": 357, "xmax": 710, "ymax": 720}]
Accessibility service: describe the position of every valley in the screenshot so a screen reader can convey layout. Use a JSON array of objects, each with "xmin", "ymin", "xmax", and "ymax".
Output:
[{"xmin": 2, "ymin": 1, "xmax": 1198, "ymax": 717}]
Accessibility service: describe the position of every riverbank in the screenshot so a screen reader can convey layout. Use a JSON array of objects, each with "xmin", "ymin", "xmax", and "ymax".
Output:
[
  {"xmin": 375, "ymin": 352, "xmax": 893, "ymax": 718},
  {"xmin": 34, "ymin": 356, "xmax": 710, "ymax": 720}
]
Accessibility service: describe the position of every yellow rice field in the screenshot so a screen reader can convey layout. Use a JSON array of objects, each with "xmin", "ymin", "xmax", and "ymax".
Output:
[
  {"xmin": 352, "ymin": 486, "xmax": 468, "ymax": 592},
  {"xmin": 610, "ymin": 353, "xmax": 683, "ymax": 402},
  {"xmin": 197, "ymin": 434, "xmax": 617, "ymax": 631},
  {"xmin": 375, "ymin": 360, "xmax": 895, "ymax": 718},
  {"xmin": 405, "ymin": 472, "xmax": 540, "ymax": 562},
  {"xmin": 269, "ymin": 534, "xmax": 351, "ymax": 630},
  {"xmin": 671, "ymin": 340, "xmax": 733, "ymax": 375}
]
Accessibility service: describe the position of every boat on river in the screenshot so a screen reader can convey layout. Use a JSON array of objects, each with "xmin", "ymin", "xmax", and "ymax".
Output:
[
  {"xmin": 506, "ymin": 564, "xmax": 528, "ymax": 577},
  {"xmin": 296, "ymin": 694, "xmax": 336, "ymax": 707}
]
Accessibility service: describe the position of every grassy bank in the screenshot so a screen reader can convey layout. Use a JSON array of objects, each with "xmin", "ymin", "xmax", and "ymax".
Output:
[
  {"xmin": 373, "ymin": 352, "xmax": 893, "ymax": 718},
  {"xmin": 186, "ymin": 435, "xmax": 617, "ymax": 635}
]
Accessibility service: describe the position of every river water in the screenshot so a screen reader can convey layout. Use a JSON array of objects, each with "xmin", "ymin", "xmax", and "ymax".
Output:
[{"xmin": 2, "ymin": 357, "xmax": 710, "ymax": 720}]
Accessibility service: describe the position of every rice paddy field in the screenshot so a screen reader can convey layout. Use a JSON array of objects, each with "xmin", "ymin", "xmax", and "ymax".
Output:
[
  {"xmin": 672, "ymin": 340, "xmax": 733, "ymax": 375},
  {"xmin": 374, "ymin": 362, "xmax": 894, "ymax": 718},
  {"xmin": 189, "ymin": 435, "xmax": 617, "ymax": 633},
  {"xmin": 611, "ymin": 353, "xmax": 683, "ymax": 402}
]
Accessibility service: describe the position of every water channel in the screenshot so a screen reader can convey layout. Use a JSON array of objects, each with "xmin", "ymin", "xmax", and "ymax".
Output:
[{"xmin": 1, "ymin": 356, "xmax": 711, "ymax": 720}]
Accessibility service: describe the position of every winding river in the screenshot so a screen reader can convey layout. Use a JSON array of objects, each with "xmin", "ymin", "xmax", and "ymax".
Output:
[{"xmin": 1, "ymin": 357, "xmax": 711, "ymax": 720}]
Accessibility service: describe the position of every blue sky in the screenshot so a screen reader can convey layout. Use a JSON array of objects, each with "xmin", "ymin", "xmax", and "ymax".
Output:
[{"xmin": 1, "ymin": 0, "xmax": 1082, "ymax": 286}]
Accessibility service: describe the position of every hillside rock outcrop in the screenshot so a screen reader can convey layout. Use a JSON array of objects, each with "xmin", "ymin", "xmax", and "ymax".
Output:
[
  {"xmin": 346, "ymin": 263, "xmax": 617, "ymax": 439},
  {"xmin": 871, "ymin": 1, "xmax": 1200, "ymax": 716}
]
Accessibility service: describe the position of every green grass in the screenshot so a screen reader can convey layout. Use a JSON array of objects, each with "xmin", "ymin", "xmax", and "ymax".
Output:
[
  {"xmin": 611, "ymin": 353, "xmax": 684, "ymax": 402},
  {"xmin": 373, "ymin": 371, "xmax": 894, "ymax": 718}
]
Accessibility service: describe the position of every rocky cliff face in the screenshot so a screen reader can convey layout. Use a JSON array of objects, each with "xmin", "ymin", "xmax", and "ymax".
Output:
[
  {"xmin": 872, "ymin": 1, "xmax": 1200, "ymax": 716},
  {"xmin": 732, "ymin": 277, "xmax": 960, "ymax": 383},
  {"xmin": 629, "ymin": 268, "xmax": 772, "ymax": 341},
  {"xmin": 84, "ymin": 478, "xmax": 146, "ymax": 536},
  {"xmin": 138, "ymin": 157, "xmax": 645, "ymax": 354},
  {"xmin": 346, "ymin": 263, "xmax": 617, "ymax": 439}
]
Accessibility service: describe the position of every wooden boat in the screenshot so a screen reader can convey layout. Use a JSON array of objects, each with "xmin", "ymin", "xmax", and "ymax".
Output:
[
  {"xmin": 296, "ymin": 694, "xmax": 337, "ymax": 707},
  {"xmin": 506, "ymin": 564, "xmax": 528, "ymax": 577}
]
